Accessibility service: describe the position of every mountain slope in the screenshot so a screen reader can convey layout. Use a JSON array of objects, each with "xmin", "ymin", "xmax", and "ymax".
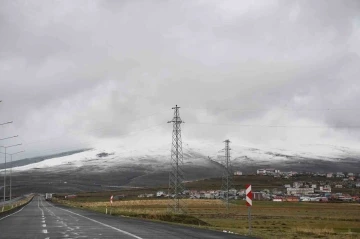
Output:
[{"xmin": 4, "ymin": 142, "xmax": 360, "ymax": 195}]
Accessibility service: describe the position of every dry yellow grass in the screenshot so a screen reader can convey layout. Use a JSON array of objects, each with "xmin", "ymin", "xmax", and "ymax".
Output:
[
  {"xmin": 293, "ymin": 226, "xmax": 335, "ymax": 235},
  {"xmin": 80, "ymin": 199, "xmax": 223, "ymax": 207},
  {"xmin": 56, "ymin": 198, "xmax": 360, "ymax": 239}
]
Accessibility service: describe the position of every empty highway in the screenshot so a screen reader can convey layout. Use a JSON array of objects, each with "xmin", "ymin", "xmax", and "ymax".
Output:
[{"xmin": 0, "ymin": 196, "xmax": 251, "ymax": 239}]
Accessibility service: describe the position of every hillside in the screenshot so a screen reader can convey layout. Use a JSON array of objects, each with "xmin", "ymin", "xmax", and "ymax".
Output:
[{"xmin": 2, "ymin": 141, "xmax": 359, "ymax": 195}]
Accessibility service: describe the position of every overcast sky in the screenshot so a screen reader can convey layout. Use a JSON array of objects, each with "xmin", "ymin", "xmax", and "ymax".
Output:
[{"xmin": 1, "ymin": 0, "xmax": 360, "ymax": 160}]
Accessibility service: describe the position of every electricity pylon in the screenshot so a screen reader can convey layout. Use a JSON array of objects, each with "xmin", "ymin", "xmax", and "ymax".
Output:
[
  {"xmin": 221, "ymin": 139, "xmax": 233, "ymax": 211},
  {"xmin": 167, "ymin": 105, "xmax": 186, "ymax": 213}
]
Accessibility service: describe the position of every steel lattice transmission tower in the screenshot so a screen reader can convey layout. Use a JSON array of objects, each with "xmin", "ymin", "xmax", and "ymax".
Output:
[
  {"xmin": 167, "ymin": 105, "xmax": 186, "ymax": 213},
  {"xmin": 221, "ymin": 139, "xmax": 233, "ymax": 211}
]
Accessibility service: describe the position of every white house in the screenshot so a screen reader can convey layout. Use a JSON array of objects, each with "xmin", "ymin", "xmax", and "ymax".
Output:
[
  {"xmin": 319, "ymin": 185, "xmax": 331, "ymax": 192},
  {"xmin": 257, "ymin": 169, "xmax": 280, "ymax": 175},
  {"xmin": 156, "ymin": 191, "xmax": 166, "ymax": 197},
  {"xmin": 287, "ymin": 187, "xmax": 314, "ymax": 195}
]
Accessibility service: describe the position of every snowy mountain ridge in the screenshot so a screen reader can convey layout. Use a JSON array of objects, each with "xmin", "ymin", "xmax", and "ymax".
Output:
[{"xmin": 10, "ymin": 141, "xmax": 360, "ymax": 173}]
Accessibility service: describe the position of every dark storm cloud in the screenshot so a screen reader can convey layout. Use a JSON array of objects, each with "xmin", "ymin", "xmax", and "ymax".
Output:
[{"xmin": 0, "ymin": 0, "xmax": 359, "ymax": 158}]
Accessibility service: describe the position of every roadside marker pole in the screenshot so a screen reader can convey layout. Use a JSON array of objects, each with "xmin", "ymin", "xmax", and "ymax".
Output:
[
  {"xmin": 110, "ymin": 195, "xmax": 113, "ymax": 215},
  {"xmin": 246, "ymin": 184, "xmax": 252, "ymax": 235}
]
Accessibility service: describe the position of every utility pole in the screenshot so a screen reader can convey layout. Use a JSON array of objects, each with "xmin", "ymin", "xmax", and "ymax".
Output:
[
  {"xmin": 221, "ymin": 139, "xmax": 233, "ymax": 211},
  {"xmin": 0, "ymin": 150, "xmax": 24, "ymax": 206},
  {"xmin": 9, "ymin": 151, "xmax": 24, "ymax": 203},
  {"xmin": 0, "ymin": 121, "xmax": 13, "ymax": 126},
  {"xmin": 167, "ymin": 105, "xmax": 185, "ymax": 213},
  {"xmin": 1, "ymin": 143, "xmax": 21, "ymax": 212}
]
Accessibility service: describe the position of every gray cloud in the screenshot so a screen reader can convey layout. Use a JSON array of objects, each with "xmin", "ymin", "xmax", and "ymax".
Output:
[{"xmin": 0, "ymin": 0, "xmax": 359, "ymax": 159}]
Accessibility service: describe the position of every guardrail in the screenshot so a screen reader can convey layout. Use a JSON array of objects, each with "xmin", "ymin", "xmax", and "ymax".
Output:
[{"xmin": 0, "ymin": 195, "xmax": 34, "ymax": 217}]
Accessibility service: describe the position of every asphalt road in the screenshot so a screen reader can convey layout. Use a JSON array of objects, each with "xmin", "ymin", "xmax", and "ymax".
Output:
[{"xmin": 0, "ymin": 196, "xmax": 251, "ymax": 239}]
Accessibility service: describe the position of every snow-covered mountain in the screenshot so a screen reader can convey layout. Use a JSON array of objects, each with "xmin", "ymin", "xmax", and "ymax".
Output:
[
  {"xmin": 4, "ymin": 141, "xmax": 359, "ymax": 194},
  {"xmin": 11, "ymin": 141, "xmax": 360, "ymax": 173}
]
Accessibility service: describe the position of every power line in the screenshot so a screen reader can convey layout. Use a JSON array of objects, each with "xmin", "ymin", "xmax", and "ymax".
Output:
[
  {"xmin": 186, "ymin": 122, "xmax": 360, "ymax": 128},
  {"xmin": 183, "ymin": 106, "xmax": 360, "ymax": 112}
]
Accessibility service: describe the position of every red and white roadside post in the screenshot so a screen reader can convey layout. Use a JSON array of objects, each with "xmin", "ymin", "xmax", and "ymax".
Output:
[
  {"xmin": 109, "ymin": 195, "xmax": 113, "ymax": 215},
  {"xmin": 246, "ymin": 184, "xmax": 252, "ymax": 235}
]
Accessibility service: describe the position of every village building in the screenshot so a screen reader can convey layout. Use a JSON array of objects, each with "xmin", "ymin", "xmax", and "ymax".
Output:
[
  {"xmin": 326, "ymin": 173, "xmax": 333, "ymax": 178},
  {"xmin": 287, "ymin": 187, "xmax": 314, "ymax": 195}
]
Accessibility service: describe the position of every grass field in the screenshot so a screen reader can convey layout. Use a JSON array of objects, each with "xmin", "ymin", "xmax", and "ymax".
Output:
[{"xmin": 54, "ymin": 196, "xmax": 360, "ymax": 239}]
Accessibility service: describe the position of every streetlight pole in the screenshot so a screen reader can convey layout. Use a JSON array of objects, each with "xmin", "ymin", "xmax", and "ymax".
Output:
[
  {"xmin": 0, "ymin": 121, "xmax": 13, "ymax": 126},
  {"xmin": 0, "ymin": 136, "xmax": 18, "ymax": 141},
  {"xmin": 0, "ymin": 143, "xmax": 21, "ymax": 212},
  {"xmin": 9, "ymin": 151, "xmax": 24, "ymax": 203},
  {"xmin": 0, "ymin": 150, "xmax": 24, "ymax": 205}
]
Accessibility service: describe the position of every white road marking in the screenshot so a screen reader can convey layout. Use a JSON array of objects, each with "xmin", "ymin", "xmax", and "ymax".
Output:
[
  {"xmin": 38, "ymin": 197, "xmax": 45, "ymax": 217},
  {"xmin": 38, "ymin": 197, "xmax": 50, "ymax": 235},
  {"xmin": 44, "ymin": 200, "xmax": 143, "ymax": 239}
]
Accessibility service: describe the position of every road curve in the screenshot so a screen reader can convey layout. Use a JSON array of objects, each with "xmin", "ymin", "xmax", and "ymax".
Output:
[{"xmin": 0, "ymin": 196, "xmax": 252, "ymax": 239}]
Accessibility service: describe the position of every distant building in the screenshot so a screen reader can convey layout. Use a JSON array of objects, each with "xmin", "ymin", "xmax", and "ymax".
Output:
[
  {"xmin": 234, "ymin": 171, "xmax": 242, "ymax": 176},
  {"xmin": 156, "ymin": 191, "xmax": 166, "ymax": 197},
  {"xmin": 285, "ymin": 196, "xmax": 300, "ymax": 202},
  {"xmin": 204, "ymin": 193, "xmax": 215, "ymax": 199},
  {"xmin": 335, "ymin": 185, "xmax": 343, "ymax": 188},
  {"xmin": 300, "ymin": 196, "xmax": 311, "ymax": 202},
  {"xmin": 319, "ymin": 185, "xmax": 331, "ymax": 193},
  {"xmin": 253, "ymin": 192, "xmax": 266, "ymax": 200},
  {"xmin": 285, "ymin": 171, "xmax": 297, "ymax": 176},
  {"xmin": 257, "ymin": 169, "xmax": 280, "ymax": 175},
  {"xmin": 293, "ymin": 181, "xmax": 304, "ymax": 188},
  {"xmin": 326, "ymin": 173, "xmax": 333, "ymax": 178},
  {"xmin": 272, "ymin": 196, "xmax": 283, "ymax": 202},
  {"xmin": 257, "ymin": 169, "xmax": 266, "ymax": 175},
  {"xmin": 287, "ymin": 187, "xmax": 314, "ymax": 195}
]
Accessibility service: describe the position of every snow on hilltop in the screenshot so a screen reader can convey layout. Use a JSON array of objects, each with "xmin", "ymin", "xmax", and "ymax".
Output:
[{"xmin": 10, "ymin": 141, "xmax": 360, "ymax": 172}]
